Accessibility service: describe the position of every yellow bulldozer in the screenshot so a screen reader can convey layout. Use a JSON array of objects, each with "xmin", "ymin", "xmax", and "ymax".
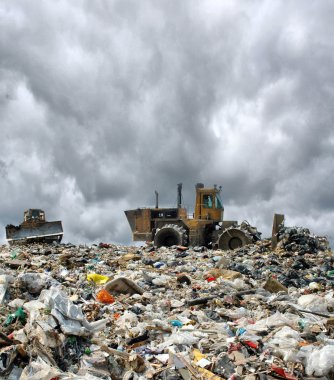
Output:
[
  {"xmin": 6, "ymin": 209, "xmax": 63, "ymax": 245},
  {"xmin": 125, "ymin": 183, "xmax": 269, "ymax": 250}
]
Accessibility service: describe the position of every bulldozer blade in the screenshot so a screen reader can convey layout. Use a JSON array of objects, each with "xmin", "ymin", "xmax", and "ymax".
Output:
[
  {"xmin": 124, "ymin": 210, "xmax": 136, "ymax": 232},
  {"xmin": 6, "ymin": 221, "xmax": 63, "ymax": 244}
]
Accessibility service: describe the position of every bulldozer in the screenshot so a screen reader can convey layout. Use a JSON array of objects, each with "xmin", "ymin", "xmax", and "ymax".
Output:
[
  {"xmin": 125, "ymin": 183, "xmax": 262, "ymax": 250},
  {"xmin": 6, "ymin": 209, "xmax": 63, "ymax": 245}
]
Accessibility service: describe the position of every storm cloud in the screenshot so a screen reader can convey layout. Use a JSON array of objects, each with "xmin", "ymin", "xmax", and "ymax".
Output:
[{"xmin": 1, "ymin": 0, "xmax": 334, "ymax": 245}]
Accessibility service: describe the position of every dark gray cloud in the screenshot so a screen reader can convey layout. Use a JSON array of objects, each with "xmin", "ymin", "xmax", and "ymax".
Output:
[{"xmin": 0, "ymin": 0, "xmax": 334, "ymax": 245}]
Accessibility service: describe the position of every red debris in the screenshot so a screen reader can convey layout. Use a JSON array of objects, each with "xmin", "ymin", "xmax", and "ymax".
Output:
[{"xmin": 271, "ymin": 364, "xmax": 297, "ymax": 380}]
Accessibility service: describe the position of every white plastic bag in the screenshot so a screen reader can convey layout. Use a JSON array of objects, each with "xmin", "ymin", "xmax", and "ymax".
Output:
[
  {"xmin": 19, "ymin": 357, "xmax": 60, "ymax": 380},
  {"xmin": 158, "ymin": 332, "xmax": 199, "ymax": 349},
  {"xmin": 39, "ymin": 286, "xmax": 107, "ymax": 336},
  {"xmin": 246, "ymin": 311, "xmax": 294, "ymax": 331},
  {"xmin": 297, "ymin": 294, "xmax": 328, "ymax": 313},
  {"xmin": 266, "ymin": 326, "xmax": 302, "ymax": 362},
  {"xmin": 305, "ymin": 345, "xmax": 334, "ymax": 376},
  {"xmin": 18, "ymin": 273, "xmax": 49, "ymax": 294}
]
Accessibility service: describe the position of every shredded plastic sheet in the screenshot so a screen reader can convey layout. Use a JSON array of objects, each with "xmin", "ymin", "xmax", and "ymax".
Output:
[
  {"xmin": 40, "ymin": 286, "xmax": 107, "ymax": 336},
  {"xmin": 157, "ymin": 332, "xmax": 200, "ymax": 349},
  {"xmin": 245, "ymin": 311, "xmax": 296, "ymax": 331},
  {"xmin": 19, "ymin": 357, "xmax": 60, "ymax": 380}
]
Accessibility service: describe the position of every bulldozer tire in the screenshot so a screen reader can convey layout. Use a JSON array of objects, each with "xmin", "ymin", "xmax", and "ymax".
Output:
[
  {"xmin": 154, "ymin": 224, "xmax": 188, "ymax": 248},
  {"xmin": 217, "ymin": 228, "xmax": 252, "ymax": 250}
]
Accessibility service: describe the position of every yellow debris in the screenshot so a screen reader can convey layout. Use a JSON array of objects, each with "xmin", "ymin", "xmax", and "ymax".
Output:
[{"xmin": 87, "ymin": 273, "xmax": 110, "ymax": 285}]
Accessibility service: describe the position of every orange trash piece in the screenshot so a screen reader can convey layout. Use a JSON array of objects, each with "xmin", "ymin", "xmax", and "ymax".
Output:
[{"xmin": 96, "ymin": 289, "xmax": 115, "ymax": 304}]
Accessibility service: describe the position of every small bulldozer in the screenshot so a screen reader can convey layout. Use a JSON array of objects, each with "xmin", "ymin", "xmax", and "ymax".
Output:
[
  {"xmin": 6, "ymin": 209, "xmax": 63, "ymax": 245},
  {"xmin": 125, "ymin": 183, "xmax": 264, "ymax": 250}
]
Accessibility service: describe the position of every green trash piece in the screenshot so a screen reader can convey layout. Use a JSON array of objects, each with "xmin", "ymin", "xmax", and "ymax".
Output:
[
  {"xmin": 4, "ymin": 307, "xmax": 27, "ymax": 327},
  {"xmin": 15, "ymin": 307, "xmax": 26, "ymax": 323},
  {"xmin": 327, "ymin": 270, "xmax": 334, "ymax": 278},
  {"xmin": 10, "ymin": 249, "xmax": 20, "ymax": 259},
  {"xmin": 298, "ymin": 319, "xmax": 307, "ymax": 331},
  {"xmin": 4, "ymin": 314, "xmax": 15, "ymax": 327},
  {"xmin": 67, "ymin": 336, "xmax": 77, "ymax": 344}
]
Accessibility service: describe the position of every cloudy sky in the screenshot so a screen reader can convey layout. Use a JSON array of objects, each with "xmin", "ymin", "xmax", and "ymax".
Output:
[{"xmin": 1, "ymin": 0, "xmax": 333, "ymax": 246}]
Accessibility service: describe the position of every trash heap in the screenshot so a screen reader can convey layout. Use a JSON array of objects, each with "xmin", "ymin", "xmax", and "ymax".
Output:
[{"xmin": 0, "ymin": 228, "xmax": 333, "ymax": 380}]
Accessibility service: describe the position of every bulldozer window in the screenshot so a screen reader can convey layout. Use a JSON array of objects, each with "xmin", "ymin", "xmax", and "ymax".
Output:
[
  {"xmin": 215, "ymin": 194, "xmax": 223, "ymax": 209},
  {"xmin": 203, "ymin": 194, "xmax": 213, "ymax": 208}
]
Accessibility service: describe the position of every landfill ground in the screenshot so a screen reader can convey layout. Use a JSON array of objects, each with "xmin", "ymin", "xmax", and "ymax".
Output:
[{"xmin": 0, "ymin": 226, "xmax": 334, "ymax": 379}]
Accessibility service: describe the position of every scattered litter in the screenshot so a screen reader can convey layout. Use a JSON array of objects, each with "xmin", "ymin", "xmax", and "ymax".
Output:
[{"xmin": 0, "ymin": 223, "xmax": 332, "ymax": 379}]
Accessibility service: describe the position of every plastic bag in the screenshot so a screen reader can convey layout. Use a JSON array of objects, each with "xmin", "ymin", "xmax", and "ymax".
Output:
[
  {"xmin": 274, "ymin": 326, "xmax": 301, "ymax": 340},
  {"xmin": 224, "ymin": 307, "xmax": 248, "ymax": 320},
  {"xmin": 266, "ymin": 326, "xmax": 302, "ymax": 362},
  {"xmin": 23, "ymin": 300, "xmax": 45, "ymax": 326},
  {"xmin": 19, "ymin": 356, "xmax": 60, "ymax": 380},
  {"xmin": 87, "ymin": 273, "xmax": 110, "ymax": 285},
  {"xmin": 297, "ymin": 294, "xmax": 328, "ymax": 313},
  {"xmin": 152, "ymin": 275, "xmax": 169, "ymax": 286},
  {"xmin": 116, "ymin": 311, "xmax": 139, "ymax": 330},
  {"xmin": 18, "ymin": 273, "xmax": 48, "ymax": 294},
  {"xmin": 246, "ymin": 311, "xmax": 294, "ymax": 331},
  {"xmin": 40, "ymin": 286, "xmax": 107, "ymax": 336},
  {"xmin": 158, "ymin": 332, "xmax": 199, "ymax": 349},
  {"xmin": 305, "ymin": 345, "xmax": 334, "ymax": 376}
]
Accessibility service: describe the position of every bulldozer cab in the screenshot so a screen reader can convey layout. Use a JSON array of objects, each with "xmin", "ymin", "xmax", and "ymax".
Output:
[
  {"xmin": 194, "ymin": 184, "xmax": 224, "ymax": 221},
  {"xmin": 24, "ymin": 209, "xmax": 45, "ymax": 222}
]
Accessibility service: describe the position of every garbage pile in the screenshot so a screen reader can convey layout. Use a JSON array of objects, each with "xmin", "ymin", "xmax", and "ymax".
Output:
[
  {"xmin": 277, "ymin": 225, "xmax": 329, "ymax": 255},
  {"xmin": 0, "ymin": 229, "xmax": 333, "ymax": 379}
]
